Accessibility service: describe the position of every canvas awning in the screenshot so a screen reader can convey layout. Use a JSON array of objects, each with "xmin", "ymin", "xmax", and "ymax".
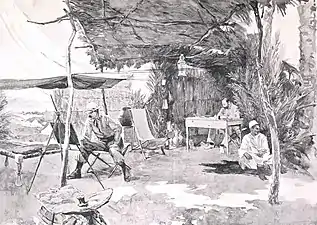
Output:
[{"xmin": 0, "ymin": 74, "xmax": 128, "ymax": 90}]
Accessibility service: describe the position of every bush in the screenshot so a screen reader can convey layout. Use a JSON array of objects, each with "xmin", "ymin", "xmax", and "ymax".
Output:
[
  {"xmin": 0, "ymin": 92, "xmax": 11, "ymax": 140},
  {"xmin": 228, "ymin": 34, "xmax": 314, "ymax": 176},
  {"xmin": 131, "ymin": 89, "xmax": 146, "ymax": 109}
]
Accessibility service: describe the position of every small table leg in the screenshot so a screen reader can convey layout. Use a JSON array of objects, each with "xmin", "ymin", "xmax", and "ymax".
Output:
[
  {"xmin": 225, "ymin": 127, "xmax": 229, "ymax": 155},
  {"xmin": 186, "ymin": 126, "xmax": 189, "ymax": 152}
]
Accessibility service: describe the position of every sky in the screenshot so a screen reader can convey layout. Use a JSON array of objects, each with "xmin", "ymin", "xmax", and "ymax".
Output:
[
  {"xmin": 1, "ymin": 0, "xmax": 303, "ymax": 113},
  {"xmin": 1, "ymin": 0, "xmax": 152, "ymax": 112}
]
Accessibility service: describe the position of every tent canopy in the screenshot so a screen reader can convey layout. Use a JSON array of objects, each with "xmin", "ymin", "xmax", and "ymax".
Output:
[
  {"xmin": 0, "ymin": 0, "xmax": 128, "ymax": 90},
  {"xmin": 0, "ymin": 74, "xmax": 130, "ymax": 90}
]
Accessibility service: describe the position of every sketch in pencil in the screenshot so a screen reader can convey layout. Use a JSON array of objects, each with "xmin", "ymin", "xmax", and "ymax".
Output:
[{"xmin": 1, "ymin": 0, "xmax": 317, "ymax": 224}]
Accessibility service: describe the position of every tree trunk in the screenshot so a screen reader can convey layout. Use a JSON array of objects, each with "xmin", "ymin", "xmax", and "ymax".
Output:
[
  {"xmin": 255, "ymin": 4, "xmax": 281, "ymax": 204},
  {"xmin": 268, "ymin": 114, "xmax": 281, "ymax": 204},
  {"xmin": 261, "ymin": 4, "xmax": 281, "ymax": 205},
  {"xmin": 256, "ymin": 60, "xmax": 281, "ymax": 204},
  {"xmin": 298, "ymin": 0, "xmax": 317, "ymax": 133},
  {"xmin": 261, "ymin": 4, "xmax": 275, "ymax": 58},
  {"xmin": 60, "ymin": 9, "xmax": 77, "ymax": 187},
  {"xmin": 251, "ymin": 1, "xmax": 263, "ymax": 61}
]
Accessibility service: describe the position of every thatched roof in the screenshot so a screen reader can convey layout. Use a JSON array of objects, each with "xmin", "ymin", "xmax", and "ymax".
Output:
[
  {"xmin": 69, "ymin": 0, "xmax": 252, "ymax": 70},
  {"xmin": 69, "ymin": 0, "xmax": 299, "ymax": 71}
]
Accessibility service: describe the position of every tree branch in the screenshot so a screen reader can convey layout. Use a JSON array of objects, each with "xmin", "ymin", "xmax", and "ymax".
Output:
[
  {"xmin": 27, "ymin": 15, "xmax": 69, "ymax": 25},
  {"xmin": 197, "ymin": 9, "xmax": 207, "ymax": 26},
  {"xmin": 117, "ymin": 0, "xmax": 144, "ymax": 26},
  {"xmin": 296, "ymin": 103, "xmax": 317, "ymax": 111},
  {"xmin": 195, "ymin": 0, "xmax": 217, "ymax": 22},
  {"xmin": 118, "ymin": 20, "xmax": 164, "ymax": 33},
  {"xmin": 128, "ymin": 20, "xmax": 145, "ymax": 42},
  {"xmin": 89, "ymin": 16, "xmax": 213, "ymax": 26},
  {"xmin": 74, "ymin": 45, "xmax": 93, "ymax": 49},
  {"xmin": 192, "ymin": 4, "xmax": 245, "ymax": 46},
  {"xmin": 74, "ymin": 17, "xmax": 101, "ymax": 67},
  {"xmin": 101, "ymin": 0, "xmax": 106, "ymax": 17}
]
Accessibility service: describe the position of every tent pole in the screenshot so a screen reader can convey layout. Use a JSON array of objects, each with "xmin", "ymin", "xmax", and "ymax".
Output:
[
  {"xmin": 60, "ymin": 6, "xmax": 77, "ymax": 187},
  {"xmin": 101, "ymin": 88, "xmax": 108, "ymax": 115}
]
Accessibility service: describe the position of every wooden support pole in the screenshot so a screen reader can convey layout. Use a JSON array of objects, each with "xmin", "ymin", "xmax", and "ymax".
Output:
[
  {"xmin": 60, "ymin": 4, "xmax": 77, "ymax": 187},
  {"xmin": 101, "ymin": 88, "xmax": 108, "ymax": 115}
]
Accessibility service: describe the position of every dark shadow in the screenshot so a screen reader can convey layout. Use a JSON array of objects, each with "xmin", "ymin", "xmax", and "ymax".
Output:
[
  {"xmin": 129, "ymin": 176, "xmax": 141, "ymax": 181},
  {"xmin": 85, "ymin": 167, "xmax": 141, "ymax": 181},
  {"xmin": 200, "ymin": 160, "xmax": 258, "ymax": 176},
  {"xmin": 85, "ymin": 166, "xmax": 122, "ymax": 177}
]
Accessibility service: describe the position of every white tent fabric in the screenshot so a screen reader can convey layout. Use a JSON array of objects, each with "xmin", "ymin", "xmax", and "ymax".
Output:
[{"xmin": 0, "ymin": 0, "xmax": 130, "ymax": 88}]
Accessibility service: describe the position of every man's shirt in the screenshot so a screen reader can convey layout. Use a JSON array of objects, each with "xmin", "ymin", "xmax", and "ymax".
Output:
[
  {"xmin": 82, "ymin": 114, "xmax": 121, "ymax": 142},
  {"xmin": 217, "ymin": 103, "xmax": 240, "ymax": 119},
  {"xmin": 238, "ymin": 133, "xmax": 270, "ymax": 159}
]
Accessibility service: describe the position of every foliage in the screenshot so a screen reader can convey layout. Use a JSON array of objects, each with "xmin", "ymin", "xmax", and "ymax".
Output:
[
  {"xmin": 68, "ymin": 0, "xmax": 303, "ymax": 72},
  {"xmin": 66, "ymin": 0, "xmax": 307, "ymax": 148},
  {"xmin": 228, "ymin": 34, "xmax": 314, "ymax": 176},
  {"xmin": 130, "ymin": 89, "xmax": 146, "ymax": 109},
  {"xmin": 144, "ymin": 64, "xmax": 168, "ymax": 137},
  {"xmin": 69, "ymin": 0, "xmax": 255, "ymax": 71},
  {"xmin": 0, "ymin": 92, "xmax": 11, "ymax": 140}
]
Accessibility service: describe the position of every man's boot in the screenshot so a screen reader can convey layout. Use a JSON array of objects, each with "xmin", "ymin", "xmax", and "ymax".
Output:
[
  {"xmin": 263, "ymin": 164, "xmax": 272, "ymax": 176},
  {"xmin": 120, "ymin": 162, "xmax": 131, "ymax": 182},
  {"xmin": 257, "ymin": 165, "xmax": 268, "ymax": 181},
  {"xmin": 67, "ymin": 162, "xmax": 83, "ymax": 179}
]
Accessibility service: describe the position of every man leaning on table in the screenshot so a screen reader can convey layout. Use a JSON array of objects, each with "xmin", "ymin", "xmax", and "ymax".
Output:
[{"xmin": 207, "ymin": 98, "xmax": 241, "ymax": 151}]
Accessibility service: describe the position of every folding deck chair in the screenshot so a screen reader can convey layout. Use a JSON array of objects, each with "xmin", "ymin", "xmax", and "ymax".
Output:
[
  {"xmin": 92, "ymin": 108, "xmax": 167, "ymax": 166},
  {"xmin": 129, "ymin": 108, "xmax": 167, "ymax": 156}
]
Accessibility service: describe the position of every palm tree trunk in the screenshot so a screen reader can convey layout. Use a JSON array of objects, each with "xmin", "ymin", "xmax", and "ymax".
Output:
[
  {"xmin": 261, "ymin": 4, "xmax": 282, "ymax": 205},
  {"xmin": 255, "ymin": 4, "xmax": 281, "ymax": 204},
  {"xmin": 267, "ymin": 116, "xmax": 281, "ymax": 204},
  {"xmin": 298, "ymin": 0, "xmax": 317, "ymax": 130},
  {"xmin": 262, "ymin": 5, "xmax": 275, "ymax": 58}
]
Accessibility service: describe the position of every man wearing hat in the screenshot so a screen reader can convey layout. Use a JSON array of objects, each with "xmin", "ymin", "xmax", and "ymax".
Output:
[
  {"xmin": 238, "ymin": 120, "xmax": 272, "ymax": 180},
  {"xmin": 67, "ymin": 102, "xmax": 131, "ymax": 182}
]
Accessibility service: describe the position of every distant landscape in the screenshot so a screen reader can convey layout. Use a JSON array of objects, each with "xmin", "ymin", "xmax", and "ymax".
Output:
[{"xmin": 4, "ymin": 80, "xmax": 142, "ymax": 144}]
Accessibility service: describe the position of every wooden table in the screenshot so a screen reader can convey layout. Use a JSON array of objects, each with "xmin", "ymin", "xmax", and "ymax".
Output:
[{"xmin": 185, "ymin": 117, "xmax": 243, "ymax": 154}]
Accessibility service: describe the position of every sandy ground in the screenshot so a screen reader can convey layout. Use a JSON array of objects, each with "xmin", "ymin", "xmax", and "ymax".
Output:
[{"xmin": 2, "ymin": 146, "xmax": 317, "ymax": 225}]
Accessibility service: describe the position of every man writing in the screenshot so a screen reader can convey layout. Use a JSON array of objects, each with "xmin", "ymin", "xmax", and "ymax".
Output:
[
  {"xmin": 67, "ymin": 102, "xmax": 131, "ymax": 182},
  {"xmin": 217, "ymin": 98, "xmax": 240, "ymax": 120},
  {"xmin": 238, "ymin": 120, "xmax": 272, "ymax": 180},
  {"xmin": 207, "ymin": 98, "xmax": 241, "ymax": 151}
]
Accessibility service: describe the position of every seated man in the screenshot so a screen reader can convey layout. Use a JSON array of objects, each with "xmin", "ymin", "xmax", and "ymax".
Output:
[
  {"xmin": 67, "ymin": 102, "xmax": 131, "ymax": 182},
  {"xmin": 238, "ymin": 120, "xmax": 272, "ymax": 180},
  {"xmin": 207, "ymin": 98, "xmax": 241, "ymax": 151}
]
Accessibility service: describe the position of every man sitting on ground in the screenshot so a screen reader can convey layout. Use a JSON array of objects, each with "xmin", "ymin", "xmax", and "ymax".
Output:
[
  {"xmin": 67, "ymin": 102, "xmax": 131, "ymax": 182},
  {"xmin": 238, "ymin": 120, "xmax": 272, "ymax": 180}
]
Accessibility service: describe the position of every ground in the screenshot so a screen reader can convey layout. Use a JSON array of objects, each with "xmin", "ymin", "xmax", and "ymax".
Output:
[{"xmin": 1, "ymin": 145, "xmax": 317, "ymax": 225}]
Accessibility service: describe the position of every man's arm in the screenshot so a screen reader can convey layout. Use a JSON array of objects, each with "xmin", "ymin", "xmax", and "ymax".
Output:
[
  {"xmin": 81, "ymin": 118, "xmax": 92, "ymax": 142},
  {"xmin": 238, "ymin": 135, "xmax": 251, "ymax": 159},
  {"xmin": 259, "ymin": 134, "xmax": 270, "ymax": 157},
  {"xmin": 106, "ymin": 116, "xmax": 122, "ymax": 143},
  {"xmin": 232, "ymin": 105, "xmax": 240, "ymax": 119},
  {"xmin": 217, "ymin": 108, "xmax": 225, "ymax": 118}
]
